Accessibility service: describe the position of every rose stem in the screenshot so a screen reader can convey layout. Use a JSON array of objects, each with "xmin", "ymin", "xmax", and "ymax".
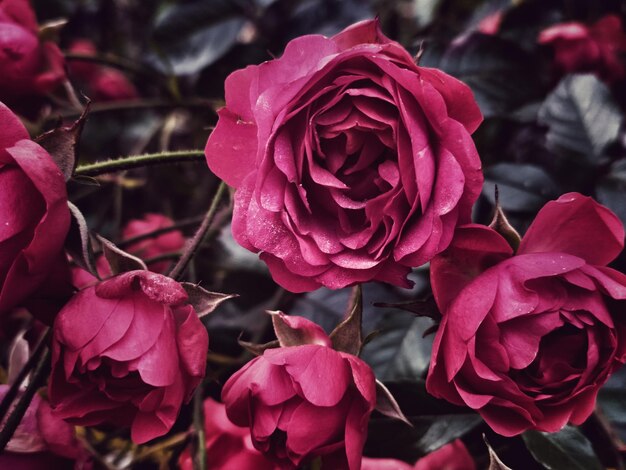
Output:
[
  {"xmin": 74, "ymin": 149, "xmax": 206, "ymax": 177},
  {"xmin": 0, "ymin": 347, "xmax": 51, "ymax": 452},
  {"xmin": 0, "ymin": 328, "xmax": 50, "ymax": 423},
  {"xmin": 168, "ymin": 181, "xmax": 228, "ymax": 281},
  {"xmin": 192, "ymin": 382, "xmax": 207, "ymax": 470}
]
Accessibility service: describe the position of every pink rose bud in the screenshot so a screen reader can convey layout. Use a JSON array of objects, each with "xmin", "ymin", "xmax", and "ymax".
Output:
[
  {"xmin": 0, "ymin": 101, "xmax": 70, "ymax": 316},
  {"xmin": 205, "ymin": 19, "xmax": 483, "ymax": 292},
  {"xmin": 427, "ymin": 193, "xmax": 626, "ymax": 436},
  {"xmin": 0, "ymin": 0, "xmax": 65, "ymax": 106},
  {"xmin": 222, "ymin": 314, "xmax": 376, "ymax": 469},
  {"xmin": 178, "ymin": 397, "xmax": 277, "ymax": 470},
  {"xmin": 49, "ymin": 270, "xmax": 209, "ymax": 444},
  {"xmin": 122, "ymin": 213, "xmax": 185, "ymax": 272},
  {"xmin": 538, "ymin": 15, "xmax": 626, "ymax": 83}
]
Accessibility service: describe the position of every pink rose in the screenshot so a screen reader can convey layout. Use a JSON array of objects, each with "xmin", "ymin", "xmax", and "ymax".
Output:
[
  {"xmin": 221, "ymin": 314, "xmax": 376, "ymax": 469},
  {"xmin": 71, "ymin": 213, "xmax": 185, "ymax": 289},
  {"xmin": 68, "ymin": 39, "xmax": 138, "ymax": 102},
  {"xmin": 49, "ymin": 270, "xmax": 209, "ymax": 444},
  {"xmin": 426, "ymin": 193, "xmax": 626, "ymax": 436},
  {"xmin": 178, "ymin": 397, "xmax": 277, "ymax": 470},
  {"xmin": 205, "ymin": 19, "xmax": 483, "ymax": 292},
  {"xmin": 0, "ymin": 0, "xmax": 65, "ymax": 106},
  {"xmin": 0, "ymin": 385, "xmax": 91, "ymax": 469},
  {"xmin": 362, "ymin": 438, "xmax": 475, "ymax": 470},
  {"xmin": 538, "ymin": 15, "xmax": 626, "ymax": 83},
  {"xmin": 0, "ymin": 101, "xmax": 70, "ymax": 316}
]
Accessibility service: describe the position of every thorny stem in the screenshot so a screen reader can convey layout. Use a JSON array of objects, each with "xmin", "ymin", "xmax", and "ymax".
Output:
[
  {"xmin": 0, "ymin": 329, "xmax": 50, "ymax": 424},
  {"xmin": 168, "ymin": 182, "xmax": 228, "ymax": 281},
  {"xmin": 74, "ymin": 150, "xmax": 206, "ymax": 177},
  {"xmin": 0, "ymin": 347, "xmax": 51, "ymax": 452},
  {"xmin": 53, "ymin": 98, "xmax": 217, "ymax": 120}
]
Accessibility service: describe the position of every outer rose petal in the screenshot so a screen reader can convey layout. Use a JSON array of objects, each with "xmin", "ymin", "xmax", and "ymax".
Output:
[
  {"xmin": 518, "ymin": 192, "xmax": 625, "ymax": 265},
  {"xmin": 414, "ymin": 439, "xmax": 475, "ymax": 470}
]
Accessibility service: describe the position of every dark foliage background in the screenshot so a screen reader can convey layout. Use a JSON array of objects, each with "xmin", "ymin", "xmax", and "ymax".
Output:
[{"xmin": 11, "ymin": 0, "xmax": 626, "ymax": 468}]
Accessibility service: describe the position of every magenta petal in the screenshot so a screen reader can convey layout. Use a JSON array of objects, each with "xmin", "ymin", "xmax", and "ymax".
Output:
[
  {"xmin": 518, "ymin": 192, "xmax": 625, "ymax": 265},
  {"xmin": 281, "ymin": 345, "xmax": 350, "ymax": 406},
  {"xmin": 205, "ymin": 107, "xmax": 258, "ymax": 188},
  {"xmin": 174, "ymin": 305, "xmax": 209, "ymax": 380},
  {"xmin": 285, "ymin": 399, "xmax": 347, "ymax": 456},
  {"xmin": 134, "ymin": 313, "xmax": 178, "ymax": 387},
  {"xmin": 272, "ymin": 312, "xmax": 332, "ymax": 347}
]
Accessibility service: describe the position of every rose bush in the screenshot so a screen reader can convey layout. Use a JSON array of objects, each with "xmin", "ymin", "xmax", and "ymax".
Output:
[
  {"xmin": 0, "ymin": 101, "xmax": 70, "ymax": 316},
  {"xmin": 205, "ymin": 19, "xmax": 483, "ymax": 292},
  {"xmin": 426, "ymin": 193, "xmax": 626, "ymax": 436},
  {"xmin": 222, "ymin": 313, "xmax": 376, "ymax": 469},
  {"xmin": 361, "ymin": 438, "xmax": 475, "ymax": 470},
  {"xmin": 538, "ymin": 15, "xmax": 626, "ymax": 84},
  {"xmin": 178, "ymin": 397, "xmax": 276, "ymax": 470},
  {"xmin": 0, "ymin": 0, "xmax": 65, "ymax": 109},
  {"xmin": 49, "ymin": 270, "xmax": 209, "ymax": 444}
]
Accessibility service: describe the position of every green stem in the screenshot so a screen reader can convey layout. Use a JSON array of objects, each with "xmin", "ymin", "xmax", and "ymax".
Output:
[
  {"xmin": 63, "ymin": 52, "xmax": 160, "ymax": 77},
  {"xmin": 192, "ymin": 383, "xmax": 207, "ymax": 470},
  {"xmin": 74, "ymin": 150, "xmax": 205, "ymax": 177},
  {"xmin": 168, "ymin": 182, "xmax": 228, "ymax": 280},
  {"xmin": 54, "ymin": 98, "xmax": 217, "ymax": 120},
  {"xmin": 0, "ymin": 347, "xmax": 51, "ymax": 452}
]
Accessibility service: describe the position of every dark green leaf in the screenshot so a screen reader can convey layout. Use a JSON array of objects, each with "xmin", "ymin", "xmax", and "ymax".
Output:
[
  {"xmin": 538, "ymin": 74, "xmax": 623, "ymax": 164},
  {"xmin": 434, "ymin": 33, "xmax": 546, "ymax": 118},
  {"xmin": 522, "ymin": 426, "xmax": 603, "ymax": 470},
  {"xmin": 151, "ymin": 18, "xmax": 246, "ymax": 76},
  {"xmin": 483, "ymin": 163, "xmax": 559, "ymax": 213},
  {"xmin": 596, "ymin": 158, "xmax": 626, "ymax": 228}
]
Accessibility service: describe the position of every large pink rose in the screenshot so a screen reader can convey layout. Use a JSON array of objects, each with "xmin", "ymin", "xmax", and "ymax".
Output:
[
  {"xmin": 205, "ymin": 19, "xmax": 483, "ymax": 292},
  {"xmin": 0, "ymin": 101, "xmax": 70, "ymax": 316},
  {"xmin": 426, "ymin": 193, "xmax": 626, "ymax": 436},
  {"xmin": 538, "ymin": 15, "xmax": 626, "ymax": 84},
  {"xmin": 0, "ymin": 0, "xmax": 65, "ymax": 106},
  {"xmin": 178, "ymin": 397, "xmax": 277, "ymax": 470},
  {"xmin": 221, "ymin": 314, "xmax": 376, "ymax": 469},
  {"xmin": 49, "ymin": 270, "xmax": 209, "ymax": 444}
]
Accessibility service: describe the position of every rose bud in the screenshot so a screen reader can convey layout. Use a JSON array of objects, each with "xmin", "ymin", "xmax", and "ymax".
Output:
[
  {"xmin": 205, "ymin": 19, "xmax": 483, "ymax": 292},
  {"xmin": 0, "ymin": 0, "xmax": 65, "ymax": 110},
  {"xmin": 49, "ymin": 270, "xmax": 209, "ymax": 444},
  {"xmin": 222, "ymin": 314, "xmax": 376, "ymax": 469},
  {"xmin": 71, "ymin": 213, "xmax": 185, "ymax": 289},
  {"xmin": 0, "ymin": 101, "xmax": 70, "ymax": 316},
  {"xmin": 426, "ymin": 193, "xmax": 626, "ymax": 436},
  {"xmin": 538, "ymin": 15, "xmax": 626, "ymax": 84},
  {"xmin": 178, "ymin": 397, "xmax": 277, "ymax": 470},
  {"xmin": 362, "ymin": 438, "xmax": 475, "ymax": 470},
  {"xmin": 68, "ymin": 39, "xmax": 138, "ymax": 102},
  {"xmin": 0, "ymin": 385, "xmax": 91, "ymax": 469}
]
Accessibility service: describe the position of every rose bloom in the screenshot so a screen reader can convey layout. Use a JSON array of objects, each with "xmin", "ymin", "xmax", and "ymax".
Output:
[
  {"xmin": 222, "ymin": 316, "xmax": 376, "ymax": 469},
  {"xmin": 205, "ymin": 19, "xmax": 483, "ymax": 292},
  {"xmin": 68, "ymin": 39, "xmax": 138, "ymax": 102},
  {"xmin": 426, "ymin": 193, "xmax": 626, "ymax": 436},
  {"xmin": 178, "ymin": 397, "xmax": 277, "ymax": 470},
  {"xmin": 538, "ymin": 15, "xmax": 626, "ymax": 84},
  {"xmin": 0, "ymin": 0, "xmax": 65, "ymax": 108},
  {"xmin": 49, "ymin": 270, "xmax": 209, "ymax": 444},
  {"xmin": 72, "ymin": 213, "xmax": 185, "ymax": 289},
  {"xmin": 0, "ymin": 385, "xmax": 91, "ymax": 470},
  {"xmin": 0, "ymin": 101, "xmax": 70, "ymax": 316},
  {"xmin": 362, "ymin": 438, "xmax": 475, "ymax": 470}
]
